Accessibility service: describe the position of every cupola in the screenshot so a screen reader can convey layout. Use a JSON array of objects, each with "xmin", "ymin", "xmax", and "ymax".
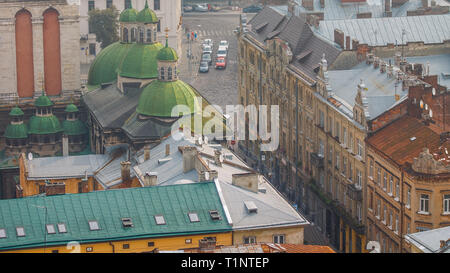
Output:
[{"xmin": 157, "ymin": 29, "xmax": 179, "ymax": 82}]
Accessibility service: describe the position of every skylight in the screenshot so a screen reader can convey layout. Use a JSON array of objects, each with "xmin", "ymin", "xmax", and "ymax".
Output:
[
  {"xmin": 154, "ymin": 215, "xmax": 166, "ymax": 225},
  {"xmin": 209, "ymin": 210, "xmax": 221, "ymax": 220},
  {"xmin": 188, "ymin": 212, "xmax": 200, "ymax": 223},
  {"xmin": 46, "ymin": 224, "xmax": 56, "ymax": 234},
  {"xmin": 0, "ymin": 229, "xmax": 6, "ymax": 239},
  {"xmin": 121, "ymin": 217, "xmax": 134, "ymax": 228},
  {"xmin": 88, "ymin": 220, "xmax": 100, "ymax": 231},
  {"xmin": 16, "ymin": 227, "xmax": 25, "ymax": 237},
  {"xmin": 57, "ymin": 223, "xmax": 67, "ymax": 233}
]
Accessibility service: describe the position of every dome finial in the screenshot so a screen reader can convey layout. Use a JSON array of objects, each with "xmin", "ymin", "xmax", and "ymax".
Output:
[
  {"xmin": 145, "ymin": 0, "xmax": 149, "ymax": 9},
  {"xmin": 164, "ymin": 27, "xmax": 170, "ymax": 47}
]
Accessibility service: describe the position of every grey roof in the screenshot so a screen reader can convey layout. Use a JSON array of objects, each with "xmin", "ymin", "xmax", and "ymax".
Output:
[
  {"xmin": 122, "ymin": 112, "xmax": 175, "ymax": 141},
  {"xmin": 401, "ymin": 54, "xmax": 450, "ymax": 89},
  {"xmin": 327, "ymin": 61, "xmax": 408, "ymax": 119},
  {"xmin": 247, "ymin": 6, "xmax": 289, "ymax": 44},
  {"xmin": 317, "ymin": 14, "xmax": 450, "ymax": 47},
  {"xmin": 405, "ymin": 226, "xmax": 450, "ymax": 253},
  {"xmin": 293, "ymin": 0, "xmax": 424, "ymax": 20}
]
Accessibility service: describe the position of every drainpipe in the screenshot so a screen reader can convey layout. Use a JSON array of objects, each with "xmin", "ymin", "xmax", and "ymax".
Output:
[{"xmin": 109, "ymin": 242, "xmax": 115, "ymax": 253}]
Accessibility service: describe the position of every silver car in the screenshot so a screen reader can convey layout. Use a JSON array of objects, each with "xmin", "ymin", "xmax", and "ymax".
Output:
[{"xmin": 199, "ymin": 61, "xmax": 209, "ymax": 73}]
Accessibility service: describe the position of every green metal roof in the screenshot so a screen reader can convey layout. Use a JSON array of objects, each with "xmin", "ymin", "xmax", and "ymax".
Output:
[
  {"xmin": 0, "ymin": 182, "xmax": 231, "ymax": 251},
  {"xmin": 137, "ymin": 80, "xmax": 202, "ymax": 117},
  {"xmin": 119, "ymin": 43, "xmax": 163, "ymax": 79},
  {"xmin": 63, "ymin": 120, "xmax": 88, "ymax": 136},
  {"xmin": 119, "ymin": 8, "xmax": 138, "ymax": 22},
  {"xmin": 64, "ymin": 104, "xmax": 79, "ymax": 113},
  {"xmin": 35, "ymin": 94, "xmax": 53, "ymax": 107},
  {"xmin": 9, "ymin": 107, "xmax": 24, "ymax": 116},
  {"xmin": 4, "ymin": 123, "xmax": 28, "ymax": 139},
  {"xmin": 157, "ymin": 40, "xmax": 178, "ymax": 61},
  {"xmin": 137, "ymin": 0, "xmax": 158, "ymax": 23},
  {"xmin": 28, "ymin": 115, "xmax": 63, "ymax": 135}
]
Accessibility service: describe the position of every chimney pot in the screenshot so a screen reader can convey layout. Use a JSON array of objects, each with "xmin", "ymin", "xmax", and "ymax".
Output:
[
  {"xmin": 144, "ymin": 145, "xmax": 150, "ymax": 161},
  {"xmin": 144, "ymin": 172, "xmax": 157, "ymax": 186},
  {"xmin": 165, "ymin": 144, "xmax": 170, "ymax": 156},
  {"xmin": 214, "ymin": 149, "xmax": 223, "ymax": 166},
  {"xmin": 120, "ymin": 161, "xmax": 131, "ymax": 183}
]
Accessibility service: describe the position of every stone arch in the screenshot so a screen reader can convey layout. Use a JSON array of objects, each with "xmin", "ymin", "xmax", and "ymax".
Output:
[
  {"xmin": 15, "ymin": 8, "xmax": 35, "ymax": 98},
  {"xmin": 43, "ymin": 8, "xmax": 62, "ymax": 95}
]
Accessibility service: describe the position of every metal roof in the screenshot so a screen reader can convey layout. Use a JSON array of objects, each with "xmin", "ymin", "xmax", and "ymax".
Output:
[
  {"xmin": 400, "ymin": 54, "xmax": 450, "ymax": 90},
  {"xmin": 405, "ymin": 226, "xmax": 450, "ymax": 253},
  {"xmin": 0, "ymin": 182, "xmax": 231, "ymax": 250},
  {"xmin": 317, "ymin": 14, "xmax": 450, "ymax": 47}
]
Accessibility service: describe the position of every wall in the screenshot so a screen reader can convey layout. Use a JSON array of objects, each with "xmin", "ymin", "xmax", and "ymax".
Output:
[{"xmin": 232, "ymin": 225, "xmax": 304, "ymax": 245}]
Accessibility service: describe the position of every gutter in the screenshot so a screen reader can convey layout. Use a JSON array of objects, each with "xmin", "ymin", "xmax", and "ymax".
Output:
[{"xmin": 214, "ymin": 178, "xmax": 233, "ymax": 226}]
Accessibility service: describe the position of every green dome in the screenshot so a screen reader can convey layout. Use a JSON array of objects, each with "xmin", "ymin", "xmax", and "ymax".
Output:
[
  {"xmin": 137, "ymin": 1, "xmax": 158, "ymax": 23},
  {"xmin": 63, "ymin": 120, "xmax": 88, "ymax": 136},
  {"xmin": 157, "ymin": 44, "xmax": 178, "ymax": 62},
  {"xmin": 65, "ymin": 104, "xmax": 79, "ymax": 113},
  {"xmin": 119, "ymin": 8, "xmax": 138, "ymax": 22},
  {"xmin": 9, "ymin": 107, "xmax": 24, "ymax": 116},
  {"xmin": 137, "ymin": 80, "xmax": 202, "ymax": 117},
  {"xmin": 35, "ymin": 94, "xmax": 53, "ymax": 107},
  {"xmin": 4, "ymin": 123, "xmax": 27, "ymax": 139},
  {"xmin": 28, "ymin": 115, "xmax": 62, "ymax": 135},
  {"xmin": 87, "ymin": 42, "xmax": 163, "ymax": 86}
]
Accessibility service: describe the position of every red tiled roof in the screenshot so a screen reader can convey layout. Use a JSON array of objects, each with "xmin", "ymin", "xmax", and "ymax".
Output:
[
  {"xmin": 263, "ymin": 243, "xmax": 336, "ymax": 253},
  {"xmin": 182, "ymin": 243, "xmax": 335, "ymax": 253}
]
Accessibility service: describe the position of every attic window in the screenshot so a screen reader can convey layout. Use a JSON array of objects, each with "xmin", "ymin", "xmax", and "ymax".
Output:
[
  {"xmin": 16, "ymin": 227, "xmax": 25, "ymax": 237},
  {"xmin": 209, "ymin": 210, "xmax": 221, "ymax": 220},
  {"xmin": 296, "ymin": 50, "xmax": 312, "ymax": 62},
  {"xmin": 121, "ymin": 218, "xmax": 134, "ymax": 228},
  {"xmin": 57, "ymin": 223, "xmax": 67, "ymax": 233},
  {"xmin": 88, "ymin": 220, "xmax": 100, "ymax": 231},
  {"xmin": 0, "ymin": 229, "xmax": 6, "ymax": 239},
  {"xmin": 244, "ymin": 201, "xmax": 258, "ymax": 213},
  {"xmin": 46, "ymin": 224, "xmax": 56, "ymax": 234},
  {"xmin": 154, "ymin": 215, "xmax": 166, "ymax": 225},
  {"xmin": 254, "ymin": 22, "xmax": 268, "ymax": 32},
  {"xmin": 188, "ymin": 212, "xmax": 200, "ymax": 223}
]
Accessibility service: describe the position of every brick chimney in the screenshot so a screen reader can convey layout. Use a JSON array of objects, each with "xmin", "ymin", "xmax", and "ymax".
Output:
[
  {"xmin": 144, "ymin": 145, "xmax": 150, "ymax": 161},
  {"xmin": 352, "ymin": 39, "xmax": 359, "ymax": 51},
  {"xmin": 214, "ymin": 149, "xmax": 223, "ymax": 167},
  {"xmin": 183, "ymin": 146, "xmax": 198, "ymax": 173},
  {"xmin": 232, "ymin": 173, "xmax": 260, "ymax": 193},
  {"xmin": 302, "ymin": 0, "xmax": 314, "ymax": 11},
  {"xmin": 334, "ymin": 29, "xmax": 344, "ymax": 49},
  {"xmin": 199, "ymin": 170, "xmax": 219, "ymax": 182},
  {"xmin": 345, "ymin": 36, "xmax": 350, "ymax": 50},
  {"xmin": 385, "ymin": 0, "xmax": 391, "ymax": 12},
  {"xmin": 320, "ymin": 0, "xmax": 325, "ymax": 8},
  {"xmin": 121, "ymin": 161, "xmax": 131, "ymax": 183},
  {"xmin": 45, "ymin": 183, "xmax": 66, "ymax": 196},
  {"xmin": 143, "ymin": 172, "xmax": 157, "ymax": 186}
]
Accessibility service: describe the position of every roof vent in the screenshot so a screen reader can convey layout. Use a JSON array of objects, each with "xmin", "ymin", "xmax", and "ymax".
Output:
[
  {"xmin": 258, "ymin": 187, "xmax": 267, "ymax": 194},
  {"xmin": 209, "ymin": 210, "xmax": 222, "ymax": 220},
  {"xmin": 158, "ymin": 157, "xmax": 172, "ymax": 164},
  {"xmin": 244, "ymin": 201, "xmax": 258, "ymax": 213},
  {"xmin": 121, "ymin": 218, "xmax": 134, "ymax": 228}
]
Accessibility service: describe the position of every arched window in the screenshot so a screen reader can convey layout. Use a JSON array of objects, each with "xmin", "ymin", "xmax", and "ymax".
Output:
[
  {"xmin": 174, "ymin": 66, "xmax": 177, "ymax": 79},
  {"xmin": 160, "ymin": 67, "xmax": 165, "ymax": 80},
  {"xmin": 123, "ymin": 27, "xmax": 128, "ymax": 42},
  {"xmin": 131, "ymin": 28, "xmax": 136, "ymax": 42},
  {"xmin": 43, "ymin": 8, "xmax": 62, "ymax": 96},
  {"xmin": 139, "ymin": 27, "xmax": 144, "ymax": 43},
  {"xmin": 147, "ymin": 29, "xmax": 152, "ymax": 43},
  {"xmin": 153, "ymin": 31, "xmax": 157, "ymax": 42},
  {"xmin": 168, "ymin": 67, "xmax": 172, "ymax": 80}
]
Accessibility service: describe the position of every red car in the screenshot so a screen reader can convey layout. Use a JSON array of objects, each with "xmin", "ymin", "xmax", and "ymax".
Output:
[{"xmin": 215, "ymin": 57, "xmax": 226, "ymax": 69}]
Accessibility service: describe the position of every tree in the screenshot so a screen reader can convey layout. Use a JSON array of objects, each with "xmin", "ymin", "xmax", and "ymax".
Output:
[{"xmin": 88, "ymin": 6, "xmax": 119, "ymax": 49}]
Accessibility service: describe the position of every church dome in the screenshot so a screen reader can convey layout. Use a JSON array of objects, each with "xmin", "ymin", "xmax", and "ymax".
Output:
[
  {"xmin": 119, "ymin": 7, "xmax": 138, "ymax": 23},
  {"xmin": 28, "ymin": 116, "xmax": 62, "ymax": 135},
  {"xmin": 119, "ymin": 43, "xmax": 164, "ymax": 79},
  {"xmin": 9, "ymin": 106, "xmax": 24, "ymax": 117},
  {"xmin": 63, "ymin": 119, "xmax": 87, "ymax": 136},
  {"xmin": 65, "ymin": 103, "xmax": 79, "ymax": 113},
  {"xmin": 4, "ymin": 107, "xmax": 27, "ymax": 139},
  {"xmin": 157, "ymin": 42, "xmax": 178, "ymax": 62},
  {"xmin": 137, "ymin": 0, "xmax": 158, "ymax": 23},
  {"xmin": 35, "ymin": 94, "xmax": 53, "ymax": 107},
  {"xmin": 136, "ymin": 80, "xmax": 202, "ymax": 117}
]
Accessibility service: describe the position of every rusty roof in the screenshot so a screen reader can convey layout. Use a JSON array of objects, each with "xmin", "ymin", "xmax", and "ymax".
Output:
[{"xmin": 181, "ymin": 243, "xmax": 335, "ymax": 253}]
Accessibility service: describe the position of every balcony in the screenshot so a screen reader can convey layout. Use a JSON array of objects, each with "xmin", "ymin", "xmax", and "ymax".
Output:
[
  {"xmin": 347, "ymin": 183, "xmax": 363, "ymax": 202},
  {"xmin": 310, "ymin": 152, "xmax": 324, "ymax": 169}
]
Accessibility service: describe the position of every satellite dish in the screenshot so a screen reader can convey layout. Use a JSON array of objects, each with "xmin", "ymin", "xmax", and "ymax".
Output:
[
  {"xmin": 432, "ymin": 88, "xmax": 436, "ymax": 96},
  {"xmin": 28, "ymin": 152, "xmax": 33, "ymax": 161},
  {"xmin": 429, "ymin": 109, "xmax": 433, "ymax": 118},
  {"xmin": 205, "ymin": 171, "xmax": 210, "ymax": 180}
]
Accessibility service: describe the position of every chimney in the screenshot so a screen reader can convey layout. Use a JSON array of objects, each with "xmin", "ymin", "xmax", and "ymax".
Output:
[
  {"xmin": 143, "ymin": 172, "xmax": 157, "ymax": 186},
  {"xmin": 165, "ymin": 144, "xmax": 170, "ymax": 156},
  {"xmin": 144, "ymin": 145, "xmax": 150, "ymax": 161},
  {"xmin": 199, "ymin": 170, "xmax": 219, "ymax": 182},
  {"xmin": 345, "ymin": 36, "xmax": 350, "ymax": 50},
  {"xmin": 374, "ymin": 56, "xmax": 380, "ymax": 69},
  {"xmin": 302, "ymin": 0, "xmax": 314, "ymax": 11},
  {"xmin": 387, "ymin": 60, "xmax": 394, "ymax": 77},
  {"xmin": 62, "ymin": 135, "xmax": 69, "ymax": 157},
  {"xmin": 45, "ymin": 182, "xmax": 66, "ymax": 196},
  {"xmin": 214, "ymin": 149, "xmax": 223, "ymax": 167},
  {"xmin": 380, "ymin": 61, "xmax": 387, "ymax": 73},
  {"xmin": 120, "ymin": 161, "xmax": 131, "ymax": 183},
  {"xmin": 352, "ymin": 39, "xmax": 359, "ymax": 51},
  {"xmin": 385, "ymin": 0, "xmax": 391, "ymax": 12},
  {"xmin": 199, "ymin": 237, "xmax": 217, "ymax": 251},
  {"xmin": 183, "ymin": 146, "xmax": 198, "ymax": 173},
  {"xmin": 366, "ymin": 52, "xmax": 374, "ymax": 65},
  {"xmin": 334, "ymin": 29, "xmax": 345, "ymax": 49},
  {"xmin": 232, "ymin": 173, "xmax": 260, "ymax": 193}
]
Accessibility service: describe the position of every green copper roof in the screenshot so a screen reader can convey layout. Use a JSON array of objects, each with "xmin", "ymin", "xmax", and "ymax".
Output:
[
  {"xmin": 87, "ymin": 42, "xmax": 163, "ymax": 86},
  {"xmin": 119, "ymin": 43, "xmax": 164, "ymax": 79},
  {"xmin": 137, "ymin": 0, "xmax": 158, "ymax": 23},
  {"xmin": 65, "ymin": 104, "xmax": 79, "ymax": 113},
  {"xmin": 157, "ymin": 41, "xmax": 178, "ymax": 61},
  {"xmin": 119, "ymin": 8, "xmax": 138, "ymax": 22},
  {"xmin": 35, "ymin": 94, "xmax": 53, "ymax": 107},
  {"xmin": 9, "ymin": 107, "xmax": 24, "ymax": 116},
  {"xmin": 0, "ymin": 182, "xmax": 231, "ymax": 251},
  {"xmin": 28, "ymin": 115, "xmax": 62, "ymax": 135},
  {"xmin": 137, "ymin": 80, "xmax": 202, "ymax": 117},
  {"xmin": 4, "ymin": 123, "xmax": 27, "ymax": 139},
  {"xmin": 63, "ymin": 120, "xmax": 88, "ymax": 136}
]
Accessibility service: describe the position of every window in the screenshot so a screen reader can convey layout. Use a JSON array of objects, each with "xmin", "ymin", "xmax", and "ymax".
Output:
[
  {"xmin": 88, "ymin": 220, "xmax": 100, "ymax": 231},
  {"xmin": 407, "ymin": 222, "xmax": 410, "ymax": 234},
  {"xmin": 335, "ymin": 152, "xmax": 340, "ymax": 170},
  {"xmin": 416, "ymin": 226, "xmax": 430, "ymax": 232},
  {"xmin": 244, "ymin": 236, "xmax": 256, "ymax": 244},
  {"xmin": 377, "ymin": 199, "xmax": 381, "ymax": 217},
  {"xmin": 349, "ymin": 133, "xmax": 353, "ymax": 153},
  {"xmin": 273, "ymin": 234, "xmax": 285, "ymax": 244},
  {"xmin": 369, "ymin": 160, "xmax": 374, "ymax": 178},
  {"xmin": 57, "ymin": 223, "xmax": 67, "ymax": 233},
  {"xmin": 121, "ymin": 218, "xmax": 133, "ymax": 228},
  {"xmin": 342, "ymin": 157, "xmax": 347, "ymax": 176},
  {"xmin": 395, "ymin": 181, "xmax": 400, "ymax": 199},
  {"xmin": 383, "ymin": 173, "xmax": 387, "ymax": 190},
  {"xmin": 357, "ymin": 139, "xmax": 363, "ymax": 157},
  {"xmin": 419, "ymin": 194, "xmax": 429, "ymax": 213},
  {"xmin": 0, "ymin": 229, "xmax": 6, "ymax": 239},
  {"xmin": 389, "ymin": 176, "xmax": 393, "ymax": 195},
  {"xmin": 154, "ymin": 0, "xmax": 160, "ymax": 10},
  {"xmin": 328, "ymin": 176, "xmax": 333, "ymax": 194},
  {"xmin": 160, "ymin": 67, "xmax": 165, "ymax": 80},
  {"xmin": 16, "ymin": 227, "xmax": 25, "ymax": 237},
  {"xmin": 89, "ymin": 43, "xmax": 96, "ymax": 56},
  {"xmin": 123, "ymin": 244, "xmax": 130, "ymax": 249},
  {"xmin": 335, "ymin": 121, "xmax": 340, "ymax": 141},
  {"xmin": 395, "ymin": 215, "xmax": 399, "ymax": 233},
  {"xmin": 356, "ymin": 169, "xmax": 362, "ymax": 188},
  {"xmin": 377, "ymin": 167, "xmax": 381, "ymax": 186},
  {"xmin": 319, "ymin": 110, "xmax": 324, "ymax": 128},
  {"xmin": 389, "ymin": 210, "xmax": 393, "ymax": 228},
  {"xmin": 369, "ymin": 191, "xmax": 373, "ymax": 210},
  {"xmin": 139, "ymin": 28, "xmax": 144, "ymax": 42},
  {"xmin": 348, "ymin": 162, "xmax": 353, "ymax": 181},
  {"xmin": 209, "ymin": 210, "xmax": 221, "ymax": 220},
  {"xmin": 88, "ymin": 0, "xmax": 95, "ymax": 11},
  {"xmin": 357, "ymin": 204, "xmax": 362, "ymax": 222},
  {"xmin": 168, "ymin": 67, "xmax": 172, "ymax": 80},
  {"xmin": 124, "ymin": 0, "xmax": 131, "ymax": 9},
  {"xmin": 188, "ymin": 212, "xmax": 200, "ymax": 223},
  {"xmin": 444, "ymin": 194, "xmax": 450, "ymax": 214},
  {"xmin": 383, "ymin": 205, "xmax": 387, "ymax": 223},
  {"xmin": 123, "ymin": 27, "xmax": 128, "ymax": 43},
  {"xmin": 343, "ymin": 127, "xmax": 347, "ymax": 146},
  {"xmin": 328, "ymin": 146, "xmax": 333, "ymax": 162},
  {"xmin": 407, "ymin": 188, "xmax": 411, "ymax": 208},
  {"xmin": 106, "ymin": 0, "xmax": 113, "ymax": 8},
  {"xmin": 318, "ymin": 139, "xmax": 324, "ymax": 157},
  {"xmin": 147, "ymin": 29, "xmax": 152, "ymax": 43},
  {"xmin": 154, "ymin": 215, "xmax": 166, "ymax": 225},
  {"xmin": 148, "ymin": 242, "xmax": 155, "ymax": 247},
  {"xmin": 46, "ymin": 224, "xmax": 56, "ymax": 234}
]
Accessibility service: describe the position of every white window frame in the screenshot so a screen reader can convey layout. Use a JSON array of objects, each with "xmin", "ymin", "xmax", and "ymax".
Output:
[
  {"xmin": 406, "ymin": 188, "xmax": 411, "ymax": 208},
  {"xmin": 188, "ymin": 212, "xmax": 200, "ymax": 223},
  {"xmin": 244, "ymin": 236, "xmax": 256, "ymax": 244},
  {"xmin": 356, "ymin": 169, "xmax": 362, "ymax": 189},
  {"xmin": 419, "ymin": 194, "xmax": 430, "ymax": 213},
  {"xmin": 443, "ymin": 194, "xmax": 450, "ymax": 215},
  {"xmin": 16, "ymin": 227, "xmax": 25, "ymax": 237},
  {"xmin": 88, "ymin": 220, "xmax": 100, "ymax": 231},
  {"xmin": 388, "ymin": 176, "xmax": 393, "ymax": 196},
  {"xmin": 273, "ymin": 234, "xmax": 285, "ymax": 244}
]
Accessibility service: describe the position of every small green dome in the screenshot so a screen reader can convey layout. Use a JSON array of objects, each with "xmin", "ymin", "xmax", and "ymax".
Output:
[
  {"xmin": 157, "ymin": 40, "xmax": 178, "ymax": 61},
  {"xmin": 65, "ymin": 104, "xmax": 79, "ymax": 113},
  {"xmin": 4, "ymin": 123, "xmax": 27, "ymax": 139},
  {"xmin": 137, "ymin": 1, "xmax": 158, "ymax": 23},
  {"xmin": 137, "ymin": 80, "xmax": 202, "ymax": 117},
  {"xmin": 35, "ymin": 94, "xmax": 53, "ymax": 107},
  {"xmin": 119, "ymin": 8, "xmax": 138, "ymax": 22},
  {"xmin": 28, "ymin": 115, "xmax": 62, "ymax": 135},
  {"xmin": 63, "ymin": 120, "xmax": 88, "ymax": 136},
  {"xmin": 9, "ymin": 107, "xmax": 24, "ymax": 116}
]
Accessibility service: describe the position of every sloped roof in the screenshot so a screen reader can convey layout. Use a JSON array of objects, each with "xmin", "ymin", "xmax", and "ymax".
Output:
[
  {"xmin": 405, "ymin": 226, "xmax": 450, "ymax": 253},
  {"xmin": 181, "ymin": 243, "xmax": 335, "ymax": 253},
  {"xmin": 247, "ymin": 6, "xmax": 288, "ymax": 43},
  {"xmin": 0, "ymin": 183, "xmax": 231, "ymax": 250}
]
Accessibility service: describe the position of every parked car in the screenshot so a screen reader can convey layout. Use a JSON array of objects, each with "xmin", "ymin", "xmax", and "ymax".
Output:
[
  {"xmin": 199, "ymin": 61, "xmax": 209, "ymax": 73},
  {"xmin": 183, "ymin": 5, "xmax": 193, "ymax": 12},
  {"xmin": 194, "ymin": 4, "xmax": 208, "ymax": 12},
  {"xmin": 215, "ymin": 57, "xmax": 226, "ymax": 69},
  {"xmin": 202, "ymin": 53, "xmax": 212, "ymax": 65},
  {"xmin": 202, "ymin": 45, "xmax": 213, "ymax": 55},
  {"xmin": 216, "ymin": 46, "xmax": 227, "ymax": 58},
  {"xmin": 219, "ymin": 40, "xmax": 229, "ymax": 51},
  {"xmin": 203, "ymin": 39, "xmax": 213, "ymax": 48},
  {"xmin": 243, "ymin": 5, "xmax": 263, "ymax": 13}
]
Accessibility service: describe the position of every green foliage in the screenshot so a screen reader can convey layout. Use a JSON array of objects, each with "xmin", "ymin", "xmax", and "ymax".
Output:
[{"xmin": 88, "ymin": 6, "xmax": 119, "ymax": 49}]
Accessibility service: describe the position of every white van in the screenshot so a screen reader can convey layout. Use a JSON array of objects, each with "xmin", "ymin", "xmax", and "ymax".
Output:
[{"xmin": 217, "ymin": 46, "xmax": 228, "ymax": 58}]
